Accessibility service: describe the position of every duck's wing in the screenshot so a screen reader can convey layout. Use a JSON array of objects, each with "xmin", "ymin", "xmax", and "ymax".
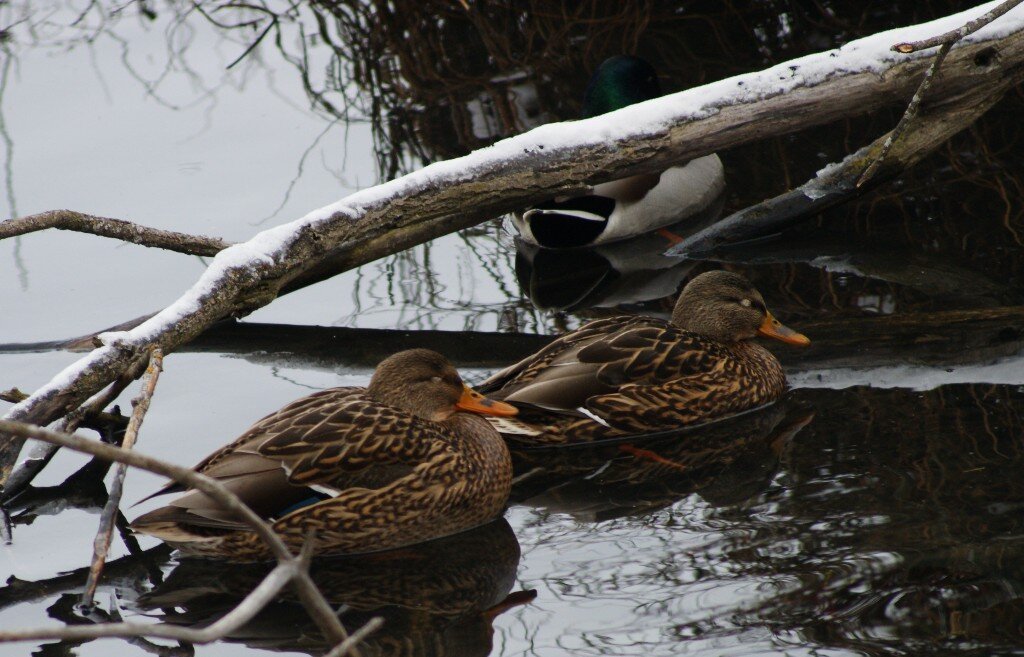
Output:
[
  {"xmin": 582, "ymin": 369, "xmax": 735, "ymax": 433},
  {"xmin": 486, "ymin": 319, "xmax": 725, "ymax": 413},
  {"xmin": 138, "ymin": 388, "xmax": 361, "ymax": 501},
  {"xmin": 592, "ymin": 172, "xmax": 663, "ymax": 203},
  {"xmin": 477, "ymin": 316, "xmax": 643, "ymax": 397},
  {"xmin": 133, "ymin": 388, "xmax": 453, "ymax": 530}
]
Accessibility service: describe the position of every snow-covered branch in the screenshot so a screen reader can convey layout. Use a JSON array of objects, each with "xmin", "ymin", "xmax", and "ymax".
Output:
[{"xmin": 2, "ymin": 2, "xmax": 1023, "ymax": 481}]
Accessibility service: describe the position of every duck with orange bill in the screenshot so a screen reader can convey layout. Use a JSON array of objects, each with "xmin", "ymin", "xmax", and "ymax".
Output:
[
  {"xmin": 131, "ymin": 349, "xmax": 518, "ymax": 560},
  {"xmin": 477, "ymin": 271, "xmax": 809, "ymax": 445}
]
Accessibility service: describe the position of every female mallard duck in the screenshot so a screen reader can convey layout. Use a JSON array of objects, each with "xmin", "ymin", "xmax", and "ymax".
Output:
[
  {"xmin": 512, "ymin": 55, "xmax": 725, "ymax": 249},
  {"xmin": 131, "ymin": 349, "xmax": 518, "ymax": 560},
  {"xmin": 477, "ymin": 271, "xmax": 809, "ymax": 445}
]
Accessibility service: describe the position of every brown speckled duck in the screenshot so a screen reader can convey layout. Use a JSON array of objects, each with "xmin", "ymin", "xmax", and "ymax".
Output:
[
  {"xmin": 478, "ymin": 271, "xmax": 809, "ymax": 445},
  {"xmin": 131, "ymin": 349, "xmax": 518, "ymax": 561}
]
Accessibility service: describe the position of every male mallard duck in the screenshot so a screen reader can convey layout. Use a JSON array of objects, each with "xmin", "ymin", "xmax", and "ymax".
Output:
[
  {"xmin": 477, "ymin": 271, "xmax": 809, "ymax": 444},
  {"xmin": 131, "ymin": 349, "xmax": 518, "ymax": 560},
  {"xmin": 512, "ymin": 55, "xmax": 725, "ymax": 248}
]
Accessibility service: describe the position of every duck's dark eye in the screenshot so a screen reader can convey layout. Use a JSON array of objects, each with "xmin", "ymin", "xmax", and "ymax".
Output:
[
  {"xmin": 740, "ymin": 298, "xmax": 752, "ymax": 308},
  {"xmin": 430, "ymin": 376, "xmax": 442, "ymax": 384}
]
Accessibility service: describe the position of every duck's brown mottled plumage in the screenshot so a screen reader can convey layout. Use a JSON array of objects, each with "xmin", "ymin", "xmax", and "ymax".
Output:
[
  {"xmin": 478, "ymin": 271, "xmax": 809, "ymax": 444},
  {"xmin": 131, "ymin": 349, "xmax": 517, "ymax": 560}
]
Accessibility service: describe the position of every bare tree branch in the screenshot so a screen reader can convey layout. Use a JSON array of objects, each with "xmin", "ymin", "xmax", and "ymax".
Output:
[
  {"xmin": 0, "ymin": 419, "xmax": 356, "ymax": 650},
  {"xmin": 81, "ymin": 348, "xmax": 163, "ymax": 609},
  {"xmin": 0, "ymin": 210, "xmax": 231, "ymax": 256},
  {"xmin": 858, "ymin": 0, "xmax": 1024, "ymax": 186},
  {"xmin": 893, "ymin": 0, "xmax": 1024, "ymax": 53},
  {"xmin": 0, "ymin": 560, "xmax": 296, "ymax": 644},
  {"xmin": 0, "ymin": 388, "xmax": 127, "ymax": 432}
]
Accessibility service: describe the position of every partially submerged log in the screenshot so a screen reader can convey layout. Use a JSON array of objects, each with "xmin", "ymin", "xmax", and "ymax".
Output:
[
  {"xmin": 2, "ymin": 306, "xmax": 1021, "ymax": 379},
  {"xmin": 3, "ymin": 3, "xmax": 1024, "ymax": 484}
]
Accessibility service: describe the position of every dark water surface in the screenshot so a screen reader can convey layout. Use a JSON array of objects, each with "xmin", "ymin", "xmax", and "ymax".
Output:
[{"xmin": 2, "ymin": 1, "xmax": 1024, "ymax": 656}]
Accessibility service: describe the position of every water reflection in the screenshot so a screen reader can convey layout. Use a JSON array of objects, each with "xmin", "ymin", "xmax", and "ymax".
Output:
[
  {"xmin": 512, "ymin": 200, "xmax": 728, "ymax": 311},
  {"xmin": 508, "ymin": 383, "xmax": 1024, "ymax": 655},
  {"xmin": 509, "ymin": 399, "xmax": 812, "ymax": 520},
  {"xmin": 137, "ymin": 519, "xmax": 532, "ymax": 656}
]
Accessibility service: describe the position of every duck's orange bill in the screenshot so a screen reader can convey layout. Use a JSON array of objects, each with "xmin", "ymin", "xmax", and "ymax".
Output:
[
  {"xmin": 758, "ymin": 312, "xmax": 811, "ymax": 347},
  {"xmin": 456, "ymin": 385, "xmax": 519, "ymax": 417}
]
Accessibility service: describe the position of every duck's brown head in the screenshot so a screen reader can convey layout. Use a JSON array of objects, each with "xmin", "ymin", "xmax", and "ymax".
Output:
[
  {"xmin": 368, "ymin": 349, "xmax": 518, "ymax": 421},
  {"xmin": 671, "ymin": 271, "xmax": 810, "ymax": 346}
]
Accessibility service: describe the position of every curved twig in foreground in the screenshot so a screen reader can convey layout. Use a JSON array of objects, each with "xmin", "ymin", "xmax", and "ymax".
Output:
[{"xmin": 0, "ymin": 419, "xmax": 358, "ymax": 653}]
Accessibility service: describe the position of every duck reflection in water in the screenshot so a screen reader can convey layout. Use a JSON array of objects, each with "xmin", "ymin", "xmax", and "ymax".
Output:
[
  {"xmin": 510, "ymin": 399, "xmax": 815, "ymax": 521},
  {"xmin": 137, "ymin": 519, "xmax": 534, "ymax": 657},
  {"xmin": 513, "ymin": 197, "xmax": 724, "ymax": 313}
]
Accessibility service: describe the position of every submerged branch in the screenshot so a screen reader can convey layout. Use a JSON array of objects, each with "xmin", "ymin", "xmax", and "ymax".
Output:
[
  {"xmin": 0, "ymin": 561, "xmax": 296, "ymax": 644},
  {"xmin": 0, "ymin": 419, "xmax": 355, "ymax": 649},
  {"xmin": 80, "ymin": 349, "xmax": 163, "ymax": 609}
]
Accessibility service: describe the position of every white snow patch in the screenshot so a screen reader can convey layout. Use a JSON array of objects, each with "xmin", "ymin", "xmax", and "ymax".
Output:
[{"xmin": 790, "ymin": 351, "xmax": 1024, "ymax": 391}]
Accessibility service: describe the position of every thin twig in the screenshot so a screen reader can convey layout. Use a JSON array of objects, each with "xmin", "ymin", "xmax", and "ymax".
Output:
[
  {"xmin": 892, "ymin": 0, "xmax": 1024, "ymax": 53},
  {"xmin": 2, "ymin": 355, "xmax": 148, "ymax": 503},
  {"xmin": 858, "ymin": 0, "xmax": 1022, "ymax": 187},
  {"xmin": 0, "ymin": 560, "xmax": 297, "ymax": 644},
  {"xmin": 857, "ymin": 41, "xmax": 952, "ymax": 187},
  {"xmin": 0, "ymin": 419, "xmax": 353, "ymax": 648},
  {"xmin": 0, "ymin": 210, "xmax": 231, "ymax": 256},
  {"xmin": 226, "ymin": 17, "xmax": 276, "ymax": 69},
  {"xmin": 323, "ymin": 617, "xmax": 384, "ymax": 657},
  {"xmin": 80, "ymin": 348, "xmax": 163, "ymax": 609}
]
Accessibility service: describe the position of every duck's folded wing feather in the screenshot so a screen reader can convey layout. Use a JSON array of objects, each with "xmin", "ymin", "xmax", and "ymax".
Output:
[
  {"xmin": 584, "ymin": 366, "xmax": 751, "ymax": 433},
  {"xmin": 495, "ymin": 321, "xmax": 728, "ymax": 412},
  {"xmin": 241, "ymin": 393, "xmax": 451, "ymax": 488},
  {"xmin": 133, "ymin": 388, "xmax": 454, "ymax": 530},
  {"xmin": 477, "ymin": 316, "xmax": 640, "ymax": 394}
]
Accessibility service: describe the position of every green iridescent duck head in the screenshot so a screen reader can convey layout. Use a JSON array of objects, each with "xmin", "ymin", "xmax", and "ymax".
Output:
[{"xmin": 581, "ymin": 55, "xmax": 663, "ymax": 118}]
